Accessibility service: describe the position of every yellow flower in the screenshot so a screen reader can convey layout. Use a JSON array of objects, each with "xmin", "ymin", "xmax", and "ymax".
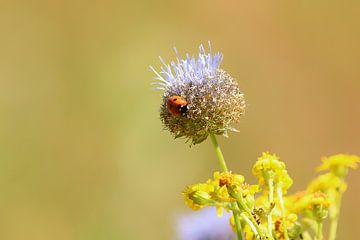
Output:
[
  {"xmin": 183, "ymin": 183, "xmax": 215, "ymax": 210},
  {"xmin": 307, "ymin": 173, "xmax": 347, "ymax": 194},
  {"xmin": 252, "ymin": 152, "xmax": 293, "ymax": 193},
  {"xmin": 291, "ymin": 191, "xmax": 313, "ymax": 213},
  {"xmin": 254, "ymin": 194, "xmax": 268, "ymax": 206},
  {"xmin": 242, "ymin": 183, "xmax": 260, "ymax": 197},
  {"xmin": 252, "ymin": 152, "xmax": 285, "ymax": 178},
  {"xmin": 209, "ymin": 171, "xmax": 245, "ymax": 202},
  {"xmin": 183, "ymin": 172, "xmax": 246, "ymax": 212},
  {"xmin": 213, "ymin": 171, "xmax": 245, "ymax": 187},
  {"xmin": 242, "ymin": 183, "xmax": 260, "ymax": 209},
  {"xmin": 274, "ymin": 214, "xmax": 299, "ymax": 240},
  {"xmin": 291, "ymin": 191, "xmax": 329, "ymax": 221},
  {"xmin": 317, "ymin": 154, "xmax": 360, "ymax": 177},
  {"xmin": 310, "ymin": 192, "xmax": 330, "ymax": 209},
  {"xmin": 215, "ymin": 185, "xmax": 232, "ymax": 202},
  {"xmin": 310, "ymin": 192, "xmax": 330, "ymax": 221},
  {"xmin": 277, "ymin": 170, "xmax": 294, "ymax": 193}
]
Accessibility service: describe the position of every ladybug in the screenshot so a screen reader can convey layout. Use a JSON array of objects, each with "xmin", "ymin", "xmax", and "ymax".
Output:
[{"xmin": 166, "ymin": 95, "xmax": 188, "ymax": 116}]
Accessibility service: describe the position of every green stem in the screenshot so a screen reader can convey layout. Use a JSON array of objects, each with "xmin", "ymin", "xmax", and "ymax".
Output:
[
  {"xmin": 209, "ymin": 134, "xmax": 229, "ymax": 172},
  {"xmin": 240, "ymin": 213, "xmax": 259, "ymax": 237},
  {"xmin": 209, "ymin": 134, "xmax": 242, "ymax": 239},
  {"xmin": 235, "ymin": 194, "xmax": 269, "ymax": 239},
  {"xmin": 329, "ymin": 213, "xmax": 339, "ymax": 240},
  {"xmin": 329, "ymin": 178, "xmax": 344, "ymax": 240},
  {"xmin": 267, "ymin": 176, "xmax": 274, "ymax": 237},
  {"xmin": 232, "ymin": 207, "xmax": 244, "ymax": 240},
  {"xmin": 277, "ymin": 185, "xmax": 289, "ymax": 240},
  {"xmin": 316, "ymin": 221, "xmax": 323, "ymax": 240}
]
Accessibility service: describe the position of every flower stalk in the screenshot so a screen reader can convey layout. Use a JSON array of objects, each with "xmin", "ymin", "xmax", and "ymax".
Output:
[
  {"xmin": 229, "ymin": 186, "xmax": 272, "ymax": 239},
  {"xmin": 209, "ymin": 134, "xmax": 229, "ymax": 172},
  {"xmin": 209, "ymin": 134, "xmax": 242, "ymax": 238},
  {"xmin": 240, "ymin": 213, "xmax": 259, "ymax": 237},
  {"xmin": 328, "ymin": 178, "xmax": 344, "ymax": 240},
  {"xmin": 277, "ymin": 184, "xmax": 289, "ymax": 240},
  {"xmin": 316, "ymin": 221, "xmax": 323, "ymax": 240},
  {"xmin": 232, "ymin": 208, "xmax": 244, "ymax": 240},
  {"xmin": 266, "ymin": 172, "xmax": 274, "ymax": 238}
]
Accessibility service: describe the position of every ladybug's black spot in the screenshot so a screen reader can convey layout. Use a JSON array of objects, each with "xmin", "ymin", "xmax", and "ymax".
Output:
[{"xmin": 173, "ymin": 98, "xmax": 178, "ymax": 101}]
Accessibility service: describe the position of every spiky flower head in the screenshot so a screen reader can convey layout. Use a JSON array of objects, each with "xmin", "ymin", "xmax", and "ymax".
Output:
[{"xmin": 151, "ymin": 43, "xmax": 246, "ymax": 145}]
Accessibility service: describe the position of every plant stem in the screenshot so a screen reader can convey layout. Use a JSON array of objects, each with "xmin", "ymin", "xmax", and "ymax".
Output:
[
  {"xmin": 235, "ymin": 194, "xmax": 269, "ymax": 239},
  {"xmin": 209, "ymin": 134, "xmax": 242, "ymax": 239},
  {"xmin": 267, "ymin": 176, "xmax": 274, "ymax": 238},
  {"xmin": 329, "ymin": 212, "xmax": 339, "ymax": 240},
  {"xmin": 329, "ymin": 183, "xmax": 344, "ymax": 240},
  {"xmin": 241, "ymin": 213, "xmax": 259, "ymax": 237},
  {"xmin": 316, "ymin": 221, "xmax": 323, "ymax": 240},
  {"xmin": 277, "ymin": 185, "xmax": 289, "ymax": 240},
  {"xmin": 232, "ymin": 208, "xmax": 244, "ymax": 240},
  {"xmin": 209, "ymin": 134, "xmax": 229, "ymax": 172}
]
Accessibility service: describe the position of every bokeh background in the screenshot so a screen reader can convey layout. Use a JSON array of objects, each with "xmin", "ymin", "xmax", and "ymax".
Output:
[{"xmin": 1, "ymin": 1, "xmax": 359, "ymax": 239}]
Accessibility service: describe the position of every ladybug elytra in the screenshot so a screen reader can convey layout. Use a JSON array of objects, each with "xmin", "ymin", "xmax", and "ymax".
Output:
[{"xmin": 166, "ymin": 95, "xmax": 188, "ymax": 116}]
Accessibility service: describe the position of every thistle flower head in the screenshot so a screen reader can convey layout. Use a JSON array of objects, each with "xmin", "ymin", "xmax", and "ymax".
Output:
[{"xmin": 151, "ymin": 43, "xmax": 245, "ymax": 144}]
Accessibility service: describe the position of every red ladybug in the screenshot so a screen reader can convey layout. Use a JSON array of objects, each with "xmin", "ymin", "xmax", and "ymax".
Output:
[{"xmin": 167, "ymin": 95, "xmax": 188, "ymax": 116}]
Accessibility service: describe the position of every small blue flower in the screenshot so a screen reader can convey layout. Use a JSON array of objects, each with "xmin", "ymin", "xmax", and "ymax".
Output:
[
  {"xmin": 152, "ymin": 43, "xmax": 245, "ymax": 145},
  {"xmin": 176, "ymin": 207, "xmax": 235, "ymax": 240}
]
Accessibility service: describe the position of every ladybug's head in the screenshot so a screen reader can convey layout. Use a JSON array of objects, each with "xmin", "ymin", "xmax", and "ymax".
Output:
[{"xmin": 179, "ymin": 104, "xmax": 188, "ymax": 115}]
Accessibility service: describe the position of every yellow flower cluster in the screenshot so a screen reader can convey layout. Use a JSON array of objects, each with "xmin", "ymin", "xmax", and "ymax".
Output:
[
  {"xmin": 291, "ymin": 192, "xmax": 329, "ymax": 213},
  {"xmin": 307, "ymin": 173, "xmax": 347, "ymax": 194},
  {"xmin": 213, "ymin": 171, "xmax": 244, "ymax": 188},
  {"xmin": 273, "ymin": 213, "xmax": 299, "ymax": 240},
  {"xmin": 252, "ymin": 152, "xmax": 293, "ymax": 193},
  {"xmin": 183, "ymin": 171, "xmax": 246, "ymax": 211},
  {"xmin": 317, "ymin": 154, "xmax": 360, "ymax": 177},
  {"xmin": 183, "ymin": 153, "xmax": 359, "ymax": 240},
  {"xmin": 183, "ymin": 183, "xmax": 215, "ymax": 210},
  {"xmin": 285, "ymin": 154, "xmax": 359, "ymax": 238}
]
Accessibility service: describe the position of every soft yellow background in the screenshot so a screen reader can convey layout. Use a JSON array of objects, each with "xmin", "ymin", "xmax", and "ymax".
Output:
[{"xmin": 0, "ymin": 1, "xmax": 359, "ymax": 239}]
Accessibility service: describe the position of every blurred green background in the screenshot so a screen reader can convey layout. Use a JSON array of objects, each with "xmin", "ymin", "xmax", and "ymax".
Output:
[{"xmin": 0, "ymin": 1, "xmax": 359, "ymax": 239}]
